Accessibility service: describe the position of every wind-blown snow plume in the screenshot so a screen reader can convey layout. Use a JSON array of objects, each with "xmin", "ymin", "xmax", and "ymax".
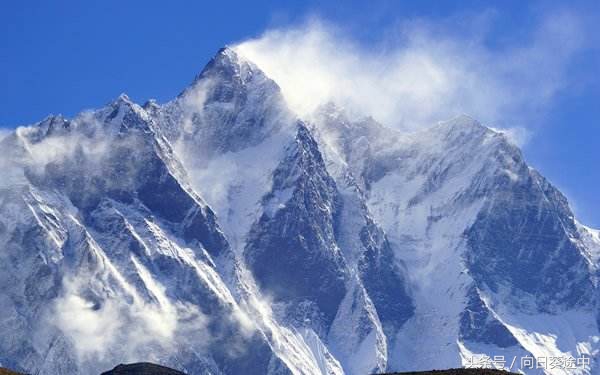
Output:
[
  {"xmin": 51, "ymin": 276, "xmax": 209, "ymax": 364},
  {"xmin": 0, "ymin": 128, "xmax": 9, "ymax": 142},
  {"xmin": 234, "ymin": 10, "xmax": 585, "ymax": 135}
]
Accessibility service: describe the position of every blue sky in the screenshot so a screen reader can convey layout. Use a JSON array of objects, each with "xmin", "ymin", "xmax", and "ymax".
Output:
[{"xmin": 1, "ymin": 0, "xmax": 599, "ymax": 226}]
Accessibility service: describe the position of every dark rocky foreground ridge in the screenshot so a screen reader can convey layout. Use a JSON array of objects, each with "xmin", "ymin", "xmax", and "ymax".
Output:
[
  {"xmin": 1, "ymin": 364, "xmax": 520, "ymax": 375},
  {"xmin": 380, "ymin": 369, "xmax": 518, "ymax": 375},
  {"xmin": 0, "ymin": 368, "xmax": 25, "ymax": 375},
  {"xmin": 100, "ymin": 362, "xmax": 186, "ymax": 374},
  {"xmin": 101, "ymin": 365, "xmax": 522, "ymax": 375},
  {"xmin": 0, "ymin": 362, "xmax": 186, "ymax": 375}
]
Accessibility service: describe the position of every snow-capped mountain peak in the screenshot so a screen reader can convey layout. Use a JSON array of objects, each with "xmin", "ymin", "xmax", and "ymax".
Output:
[{"xmin": 0, "ymin": 47, "xmax": 599, "ymax": 375}]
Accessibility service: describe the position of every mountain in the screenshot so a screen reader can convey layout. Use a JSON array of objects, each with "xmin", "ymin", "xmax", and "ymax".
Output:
[
  {"xmin": 0, "ymin": 368, "xmax": 25, "ymax": 375},
  {"xmin": 382, "ymin": 370, "xmax": 518, "ymax": 375},
  {"xmin": 0, "ymin": 47, "xmax": 598, "ymax": 375},
  {"xmin": 101, "ymin": 362, "xmax": 186, "ymax": 375}
]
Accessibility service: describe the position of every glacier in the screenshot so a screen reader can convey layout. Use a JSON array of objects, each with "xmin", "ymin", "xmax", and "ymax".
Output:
[{"xmin": 0, "ymin": 47, "xmax": 598, "ymax": 375}]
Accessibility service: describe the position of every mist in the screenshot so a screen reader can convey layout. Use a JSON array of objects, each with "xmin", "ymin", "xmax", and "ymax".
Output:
[{"xmin": 234, "ymin": 10, "xmax": 586, "ymax": 141}]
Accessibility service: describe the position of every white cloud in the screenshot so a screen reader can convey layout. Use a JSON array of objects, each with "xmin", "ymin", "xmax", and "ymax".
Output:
[
  {"xmin": 0, "ymin": 128, "xmax": 10, "ymax": 142},
  {"xmin": 234, "ymin": 10, "xmax": 586, "ymax": 138},
  {"xmin": 490, "ymin": 126, "xmax": 532, "ymax": 147},
  {"xmin": 52, "ymin": 271, "xmax": 210, "ymax": 366},
  {"xmin": 0, "ymin": 113, "xmax": 145, "ymax": 192},
  {"xmin": 54, "ymin": 294, "xmax": 123, "ymax": 359},
  {"xmin": 15, "ymin": 121, "xmax": 109, "ymax": 169}
]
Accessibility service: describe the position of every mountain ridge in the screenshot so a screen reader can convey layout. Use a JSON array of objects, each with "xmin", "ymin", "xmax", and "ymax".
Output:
[{"xmin": 0, "ymin": 47, "xmax": 598, "ymax": 375}]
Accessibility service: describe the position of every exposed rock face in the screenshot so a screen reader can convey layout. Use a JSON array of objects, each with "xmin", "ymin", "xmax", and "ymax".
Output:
[
  {"xmin": 0, "ymin": 367, "xmax": 26, "ymax": 375},
  {"xmin": 381, "ymin": 370, "xmax": 518, "ymax": 375},
  {"xmin": 101, "ymin": 363, "xmax": 186, "ymax": 375}
]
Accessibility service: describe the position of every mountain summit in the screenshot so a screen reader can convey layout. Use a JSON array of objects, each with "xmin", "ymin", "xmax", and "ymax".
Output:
[{"xmin": 0, "ymin": 48, "xmax": 598, "ymax": 375}]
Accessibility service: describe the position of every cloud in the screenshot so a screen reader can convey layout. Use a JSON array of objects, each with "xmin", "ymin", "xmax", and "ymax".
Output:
[
  {"xmin": 0, "ymin": 110, "xmax": 150, "ymax": 194},
  {"xmin": 489, "ymin": 126, "xmax": 532, "ymax": 147},
  {"xmin": 234, "ymin": 10, "xmax": 587, "ymax": 136},
  {"xmin": 15, "ymin": 117, "xmax": 109, "ymax": 170},
  {"xmin": 51, "ymin": 269, "xmax": 210, "ymax": 367},
  {"xmin": 0, "ymin": 128, "xmax": 10, "ymax": 142},
  {"xmin": 54, "ymin": 294, "xmax": 124, "ymax": 359}
]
